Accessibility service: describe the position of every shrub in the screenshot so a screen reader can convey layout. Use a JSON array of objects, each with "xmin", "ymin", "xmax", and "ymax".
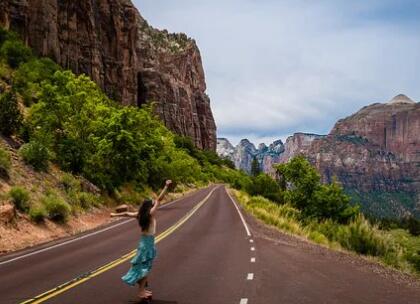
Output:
[
  {"xmin": 0, "ymin": 91, "xmax": 23, "ymax": 136},
  {"xmin": 246, "ymin": 174, "xmax": 283, "ymax": 203},
  {"xmin": 29, "ymin": 205, "xmax": 47, "ymax": 223},
  {"xmin": 275, "ymin": 156, "xmax": 358, "ymax": 223},
  {"xmin": 13, "ymin": 58, "xmax": 59, "ymax": 105},
  {"xmin": 19, "ymin": 141, "xmax": 49, "ymax": 171},
  {"xmin": 42, "ymin": 192, "xmax": 71, "ymax": 222},
  {"xmin": 61, "ymin": 173, "xmax": 81, "ymax": 193},
  {"xmin": 9, "ymin": 186, "xmax": 30, "ymax": 212},
  {"xmin": 0, "ymin": 39, "xmax": 32, "ymax": 68},
  {"xmin": 77, "ymin": 192, "xmax": 99, "ymax": 210},
  {"xmin": 0, "ymin": 147, "xmax": 11, "ymax": 177}
]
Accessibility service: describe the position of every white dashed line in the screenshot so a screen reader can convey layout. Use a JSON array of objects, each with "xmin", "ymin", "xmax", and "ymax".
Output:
[
  {"xmin": 250, "ymin": 257, "xmax": 256, "ymax": 263},
  {"xmin": 251, "ymin": 247, "xmax": 255, "ymax": 251},
  {"xmin": 249, "ymin": 239, "xmax": 254, "ymax": 243},
  {"xmin": 240, "ymin": 299, "xmax": 248, "ymax": 304},
  {"xmin": 247, "ymin": 273, "xmax": 254, "ymax": 280}
]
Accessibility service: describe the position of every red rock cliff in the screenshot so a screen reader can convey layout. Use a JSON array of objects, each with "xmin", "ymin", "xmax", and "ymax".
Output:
[{"xmin": 0, "ymin": 0, "xmax": 216, "ymax": 150}]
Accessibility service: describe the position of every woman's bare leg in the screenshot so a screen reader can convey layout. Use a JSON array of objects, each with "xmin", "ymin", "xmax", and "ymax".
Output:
[{"xmin": 137, "ymin": 277, "xmax": 148, "ymax": 298}]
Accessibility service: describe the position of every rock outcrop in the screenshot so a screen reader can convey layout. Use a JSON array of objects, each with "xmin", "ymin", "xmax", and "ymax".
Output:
[
  {"xmin": 216, "ymin": 138, "xmax": 284, "ymax": 174},
  {"xmin": 0, "ymin": 0, "xmax": 216, "ymax": 150},
  {"xmin": 217, "ymin": 95, "xmax": 420, "ymax": 218},
  {"xmin": 294, "ymin": 95, "xmax": 419, "ymax": 218}
]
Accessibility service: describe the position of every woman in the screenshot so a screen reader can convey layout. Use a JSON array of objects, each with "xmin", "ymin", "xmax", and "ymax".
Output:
[{"xmin": 111, "ymin": 179, "xmax": 172, "ymax": 300}]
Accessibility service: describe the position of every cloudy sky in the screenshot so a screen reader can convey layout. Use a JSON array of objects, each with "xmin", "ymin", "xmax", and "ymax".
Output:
[{"xmin": 134, "ymin": 0, "xmax": 420, "ymax": 145}]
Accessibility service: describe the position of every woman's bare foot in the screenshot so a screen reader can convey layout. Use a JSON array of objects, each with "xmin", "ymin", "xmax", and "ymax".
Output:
[{"xmin": 138, "ymin": 291, "xmax": 149, "ymax": 299}]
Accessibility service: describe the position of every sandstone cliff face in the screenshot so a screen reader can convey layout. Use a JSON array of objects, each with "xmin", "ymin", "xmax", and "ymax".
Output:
[
  {"xmin": 303, "ymin": 95, "xmax": 420, "ymax": 218},
  {"xmin": 0, "ymin": 0, "xmax": 216, "ymax": 150},
  {"xmin": 331, "ymin": 95, "xmax": 419, "ymax": 162},
  {"xmin": 279, "ymin": 133, "xmax": 325, "ymax": 163}
]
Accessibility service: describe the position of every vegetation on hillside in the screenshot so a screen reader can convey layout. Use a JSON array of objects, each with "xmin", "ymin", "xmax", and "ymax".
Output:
[
  {"xmin": 231, "ymin": 156, "xmax": 420, "ymax": 275},
  {"xmin": 0, "ymin": 27, "xmax": 264, "ymax": 223}
]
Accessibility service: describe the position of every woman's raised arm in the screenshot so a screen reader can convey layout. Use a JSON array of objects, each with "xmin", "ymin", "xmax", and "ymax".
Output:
[
  {"xmin": 150, "ymin": 180, "xmax": 172, "ymax": 215},
  {"xmin": 110, "ymin": 211, "xmax": 138, "ymax": 218}
]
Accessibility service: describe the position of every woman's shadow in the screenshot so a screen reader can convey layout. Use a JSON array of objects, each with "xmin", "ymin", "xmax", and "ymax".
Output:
[{"xmin": 129, "ymin": 300, "xmax": 177, "ymax": 304}]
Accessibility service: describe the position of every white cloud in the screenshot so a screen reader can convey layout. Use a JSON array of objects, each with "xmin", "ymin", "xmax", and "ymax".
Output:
[{"xmin": 134, "ymin": 0, "xmax": 420, "ymax": 144}]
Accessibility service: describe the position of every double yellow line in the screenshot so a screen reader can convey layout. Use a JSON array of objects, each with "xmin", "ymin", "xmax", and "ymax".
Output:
[{"xmin": 20, "ymin": 187, "xmax": 217, "ymax": 304}]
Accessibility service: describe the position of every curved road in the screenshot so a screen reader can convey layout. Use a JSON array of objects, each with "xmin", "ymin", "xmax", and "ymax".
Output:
[{"xmin": 0, "ymin": 185, "xmax": 419, "ymax": 304}]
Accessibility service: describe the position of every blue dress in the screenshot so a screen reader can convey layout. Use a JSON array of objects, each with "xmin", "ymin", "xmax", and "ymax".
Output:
[{"xmin": 122, "ymin": 235, "xmax": 156, "ymax": 286}]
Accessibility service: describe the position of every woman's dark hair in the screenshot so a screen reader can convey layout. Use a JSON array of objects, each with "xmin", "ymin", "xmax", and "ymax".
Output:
[{"xmin": 137, "ymin": 199, "xmax": 153, "ymax": 231}]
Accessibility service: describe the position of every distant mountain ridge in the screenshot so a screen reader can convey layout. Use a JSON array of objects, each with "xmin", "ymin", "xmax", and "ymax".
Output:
[
  {"xmin": 217, "ymin": 138, "xmax": 285, "ymax": 174},
  {"xmin": 217, "ymin": 94, "xmax": 420, "ymax": 219}
]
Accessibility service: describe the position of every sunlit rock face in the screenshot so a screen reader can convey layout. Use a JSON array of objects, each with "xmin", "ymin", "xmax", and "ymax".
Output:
[
  {"xmin": 216, "ymin": 138, "xmax": 285, "ymax": 174},
  {"xmin": 217, "ymin": 95, "xmax": 420, "ymax": 218},
  {"xmin": 0, "ymin": 0, "xmax": 216, "ymax": 150},
  {"xmin": 303, "ymin": 95, "xmax": 419, "ymax": 218}
]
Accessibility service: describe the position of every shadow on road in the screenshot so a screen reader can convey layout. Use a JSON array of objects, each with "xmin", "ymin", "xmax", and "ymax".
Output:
[{"xmin": 129, "ymin": 300, "xmax": 177, "ymax": 304}]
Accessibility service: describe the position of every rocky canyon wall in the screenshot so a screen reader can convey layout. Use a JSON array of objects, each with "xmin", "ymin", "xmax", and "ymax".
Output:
[
  {"xmin": 217, "ymin": 95, "xmax": 420, "ymax": 218},
  {"xmin": 0, "ymin": 0, "xmax": 216, "ymax": 150}
]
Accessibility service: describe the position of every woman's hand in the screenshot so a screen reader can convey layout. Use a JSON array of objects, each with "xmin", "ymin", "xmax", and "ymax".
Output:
[{"xmin": 165, "ymin": 179, "xmax": 172, "ymax": 186}]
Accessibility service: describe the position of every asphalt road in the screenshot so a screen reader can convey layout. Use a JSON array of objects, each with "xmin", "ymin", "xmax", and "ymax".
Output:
[{"xmin": 1, "ymin": 185, "xmax": 419, "ymax": 304}]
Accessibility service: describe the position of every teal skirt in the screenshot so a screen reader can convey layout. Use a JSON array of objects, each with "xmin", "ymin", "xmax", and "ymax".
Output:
[{"xmin": 122, "ymin": 235, "xmax": 156, "ymax": 286}]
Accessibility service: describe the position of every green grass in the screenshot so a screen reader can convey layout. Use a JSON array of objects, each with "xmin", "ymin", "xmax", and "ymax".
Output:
[{"xmin": 232, "ymin": 189, "xmax": 420, "ymax": 276}]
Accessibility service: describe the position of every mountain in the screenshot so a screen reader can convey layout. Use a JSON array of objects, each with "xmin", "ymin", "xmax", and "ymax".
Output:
[
  {"xmin": 218, "ymin": 94, "xmax": 420, "ymax": 219},
  {"xmin": 216, "ymin": 138, "xmax": 285, "ymax": 174},
  {"xmin": 305, "ymin": 95, "xmax": 420, "ymax": 218},
  {"xmin": 0, "ymin": 0, "xmax": 216, "ymax": 150}
]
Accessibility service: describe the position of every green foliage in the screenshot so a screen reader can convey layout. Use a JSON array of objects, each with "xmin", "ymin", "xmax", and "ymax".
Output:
[
  {"xmin": 251, "ymin": 157, "xmax": 260, "ymax": 177},
  {"xmin": 0, "ymin": 39, "xmax": 32, "ymax": 68},
  {"xmin": 9, "ymin": 186, "xmax": 30, "ymax": 212},
  {"xmin": 406, "ymin": 217, "xmax": 420, "ymax": 236},
  {"xmin": 29, "ymin": 205, "xmax": 47, "ymax": 223},
  {"xmin": 0, "ymin": 147, "xmax": 11, "ymax": 176},
  {"xmin": 246, "ymin": 173, "xmax": 283, "ymax": 203},
  {"xmin": 13, "ymin": 58, "xmax": 59, "ymax": 105},
  {"xmin": 234, "ymin": 189, "xmax": 418, "ymax": 274},
  {"xmin": 42, "ymin": 192, "xmax": 71, "ymax": 222},
  {"xmin": 276, "ymin": 156, "xmax": 358, "ymax": 223},
  {"xmin": 19, "ymin": 140, "xmax": 50, "ymax": 171},
  {"xmin": 0, "ymin": 91, "xmax": 23, "ymax": 136},
  {"xmin": 61, "ymin": 173, "xmax": 81, "ymax": 193},
  {"xmin": 77, "ymin": 192, "xmax": 99, "ymax": 210}
]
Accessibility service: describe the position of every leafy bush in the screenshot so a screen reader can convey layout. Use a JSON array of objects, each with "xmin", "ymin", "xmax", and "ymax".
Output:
[
  {"xmin": 29, "ymin": 205, "xmax": 47, "ymax": 223},
  {"xmin": 276, "ymin": 156, "xmax": 358, "ymax": 223},
  {"xmin": 19, "ymin": 141, "xmax": 49, "ymax": 171},
  {"xmin": 13, "ymin": 58, "xmax": 59, "ymax": 105},
  {"xmin": 0, "ymin": 91, "xmax": 23, "ymax": 136},
  {"xmin": 246, "ymin": 173, "xmax": 283, "ymax": 203},
  {"xmin": 9, "ymin": 186, "xmax": 30, "ymax": 212},
  {"xmin": 0, "ymin": 147, "xmax": 11, "ymax": 177},
  {"xmin": 42, "ymin": 193, "xmax": 71, "ymax": 222},
  {"xmin": 0, "ymin": 39, "xmax": 32, "ymax": 68}
]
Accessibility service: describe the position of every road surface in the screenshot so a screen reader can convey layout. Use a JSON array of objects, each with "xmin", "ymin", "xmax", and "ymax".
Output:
[{"xmin": 1, "ymin": 185, "xmax": 419, "ymax": 304}]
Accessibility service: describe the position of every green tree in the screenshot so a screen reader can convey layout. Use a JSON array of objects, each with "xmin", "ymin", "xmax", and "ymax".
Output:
[
  {"xmin": 0, "ymin": 91, "xmax": 23, "ymax": 136},
  {"xmin": 276, "ymin": 156, "xmax": 358, "ymax": 223},
  {"xmin": 251, "ymin": 157, "xmax": 260, "ymax": 177},
  {"xmin": 0, "ymin": 39, "xmax": 32, "ymax": 68}
]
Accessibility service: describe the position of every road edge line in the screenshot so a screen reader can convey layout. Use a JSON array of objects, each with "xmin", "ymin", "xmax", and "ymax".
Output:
[{"xmin": 225, "ymin": 187, "xmax": 251, "ymax": 237}]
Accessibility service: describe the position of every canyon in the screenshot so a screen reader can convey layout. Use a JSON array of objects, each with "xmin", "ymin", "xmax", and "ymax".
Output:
[
  {"xmin": 0, "ymin": 0, "xmax": 216, "ymax": 150},
  {"xmin": 218, "ymin": 95, "xmax": 420, "ymax": 219}
]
